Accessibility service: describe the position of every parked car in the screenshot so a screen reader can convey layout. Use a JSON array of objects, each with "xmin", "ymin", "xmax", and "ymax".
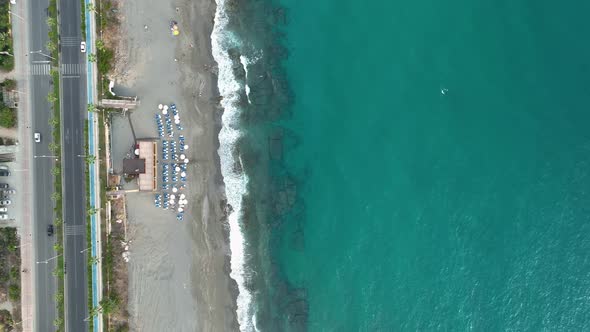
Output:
[
  {"xmin": 0, "ymin": 214, "xmax": 7, "ymax": 220},
  {"xmin": 0, "ymin": 200, "xmax": 11, "ymax": 205},
  {"xmin": 34, "ymin": 132, "xmax": 41, "ymax": 143},
  {"xmin": 1, "ymin": 190, "xmax": 15, "ymax": 195},
  {"xmin": 0, "ymin": 166, "xmax": 8, "ymax": 171},
  {"xmin": 0, "ymin": 170, "xmax": 9, "ymax": 177},
  {"xmin": 80, "ymin": 41, "xmax": 86, "ymax": 53},
  {"xmin": 0, "ymin": 207, "xmax": 7, "ymax": 212},
  {"xmin": 47, "ymin": 224, "xmax": 54, "ymax": 236},
  {"xmin": 0, "ymin": 184, "xmax": 8, "ymax": 189}
]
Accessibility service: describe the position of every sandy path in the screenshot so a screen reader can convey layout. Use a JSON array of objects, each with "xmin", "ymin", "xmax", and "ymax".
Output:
[{"xmin": 116, "ymin": 0, "xmax": 239, "ymax": 330}]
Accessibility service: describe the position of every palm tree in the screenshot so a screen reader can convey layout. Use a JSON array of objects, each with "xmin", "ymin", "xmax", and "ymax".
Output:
[
  {"xmin": 48, "ymin": 142, "xmax": 59, "ymax": 152},
  {"xmin": 87, "ymin": 207, "xmax": 99, "ymax": 216},
  {"xmin": 87, "ymin": 103, "xmax": 99, "ymax": 113},
  {"xmin": 48, "ymin": 117, "xmax": 59, "ymax": 128},
  {"xmin": 96, "ymin": 39, "xmax": 105, "ymax": 52},
  {"xmin": 47, "ymin": 93, "xmax": 57, "ymax": 104},
  {"xmin": 53, "ymin": 243, "xmax": 63, "ymax": 252},
  {"xmin": 85, "ymin": 154, "xmax": 96, "ymax": 164},
  {"xmin": 88, "ymin": 256, "xmax": 100, "ymax": 266},
  {"xmin": 50, "ymin": 191, "xmax": 61, "ymax": 202},
  {"xmin": 46, "ymin": 40, "xmax": 56, "ymax": 53}
]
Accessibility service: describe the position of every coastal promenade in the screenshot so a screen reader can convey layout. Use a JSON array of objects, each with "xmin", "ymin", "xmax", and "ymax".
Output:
[{"xmin": 83, "ymin": 0, "xmax": 104, "ymax": 329}]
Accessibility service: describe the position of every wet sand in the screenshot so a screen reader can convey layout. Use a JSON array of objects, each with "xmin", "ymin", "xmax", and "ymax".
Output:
[{"xmin": 112, "ymin": 0, "xmax": 238, "ymax": 330}]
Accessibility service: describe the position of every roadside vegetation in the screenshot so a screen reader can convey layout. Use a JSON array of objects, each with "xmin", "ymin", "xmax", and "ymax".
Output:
[
  {"xmin": 0, "ymin": 106, "xmax": 15, "ymax": 128},
  {"xmin": 0, "ymin": 228, "xmax": 22, "ymax": 330},
  {"xmin": 0, "ymin": 79, "xmax": 16, "ymax": 128},
  {"xmin": 94, "ymin": 0, "xmax": 117, "ymax": 98},
  {"xmin": 0, "ymin": 0, "xmax": 14, "ymax": 71}
]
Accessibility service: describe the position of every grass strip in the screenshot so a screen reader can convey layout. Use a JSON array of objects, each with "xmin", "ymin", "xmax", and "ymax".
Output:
[{"xmin": 49, "ymin": 42, "xmax": 65, "ymax": 331}]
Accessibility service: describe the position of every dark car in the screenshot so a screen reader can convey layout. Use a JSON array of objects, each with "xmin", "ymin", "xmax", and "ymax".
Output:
[
  {"xmin": 47, "ymin": 224, "xmax": 54, "ymax": 236},
  {"xmin": 0, "ymin": 170, "xmax": 9, "ymax": 177}
]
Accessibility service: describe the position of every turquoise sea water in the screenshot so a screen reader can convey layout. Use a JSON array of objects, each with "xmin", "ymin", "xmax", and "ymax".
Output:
[{"xmin": 214, "ymin": 0, "xmax": 590, "ymax": 330}]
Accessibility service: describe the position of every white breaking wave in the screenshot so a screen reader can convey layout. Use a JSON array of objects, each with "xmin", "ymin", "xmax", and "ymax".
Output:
[
  {"xmin": 211, "ymin": 1, "xmax": 255, "ymax": 332},
  {"xmin": 240, "ymin": 55, "xmax": 252, "ymax": 104}
]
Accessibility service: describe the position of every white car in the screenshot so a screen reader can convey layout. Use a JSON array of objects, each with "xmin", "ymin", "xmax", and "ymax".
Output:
[
  {"xmin": 81, "ymin": 41, "xmax": 86, "ymax": 53},
  {"xmin": 0, "ymin": 214, "xmax": 7, "ymax": 220},
  {"xmin": 0, "ymin": 207, "xmax": 7, "ymax": 213},
  {"xmin": 0, "ymin": 200, "xmax": 10, "ymax": 206},
  {"xmin": 34, "ymin": 132, "xmax": 41, "ymax": 143}
]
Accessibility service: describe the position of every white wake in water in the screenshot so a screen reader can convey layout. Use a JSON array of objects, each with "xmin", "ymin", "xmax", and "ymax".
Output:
[{"xmin": 211, "ymin": 1, "xmax": 255, "ymax": 331}]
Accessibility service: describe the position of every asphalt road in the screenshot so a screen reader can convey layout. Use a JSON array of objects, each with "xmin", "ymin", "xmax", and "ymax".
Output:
[
  {"xmin": 57, "ymin": 0, "xmax": 89, "ymax": 330},
  {"xmin": 26, "ymin": 0, "xmax": 58, "ymax": 329}
]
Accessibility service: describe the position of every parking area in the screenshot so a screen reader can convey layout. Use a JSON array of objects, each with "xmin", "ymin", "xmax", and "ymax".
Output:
[{"xmin": 0, "ymin": 161, "xmax": 20, "ymax": 225}]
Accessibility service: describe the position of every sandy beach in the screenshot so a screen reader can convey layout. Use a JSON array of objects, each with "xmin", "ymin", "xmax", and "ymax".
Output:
[{"xmin": 109, "ymin": 0, "xmax": 239, "ymax": 330}]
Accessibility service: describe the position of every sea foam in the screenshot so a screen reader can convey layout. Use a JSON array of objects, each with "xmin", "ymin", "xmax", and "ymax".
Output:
[{"xmin": 211, "ymin": 1, "xmax": 255, "ymax": 331}]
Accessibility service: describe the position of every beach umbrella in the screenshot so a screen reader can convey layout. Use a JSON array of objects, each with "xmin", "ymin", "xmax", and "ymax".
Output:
[
  {"xmin": 174, "ymin": 114, "xmax": 180, "ymax": 119},
  {"xmin": 172, "ymin": 187, "xmax": 178, "ymax": 193},
  {"xmin": 175, "ymin": 167, "xmax": 181, "ymax": 172},
  {"xmin": 184, "ymin": 159, "xmax": 189, "ymax": 164},
  {"xmin": 184, "ymin": 145, "xmax": 189, "ymax": 150},
  {"xmin": 175, "ymin": 119, "xmax": 180, "ymax": 124},
  {"xmin": 180, "ymin": 194, "xmax": 186, "ymax": 199},
  {"xmin": 169, "ymin": 199, "xmax": 175, "ymax": 203},
  {"xmin": 162, "ymin": 109, "xmax": 168, "ymax": 115},
  {"xmin": 134, "ymin": 149, "xmax": 139, "ymax": 155},
  {"xmin": 181, "ymin": 172, "xmax": 186, "ymax": 177},
  {"xmin": 178, "ymin": 208, "xmax": 183, "ymax": 212},
  {"xmin": 163, "ymin": 105, "xmax": 169, "ymax": 111},
  {"xmin": 158, "ymin": 104, "xmax": 163, "ymax": 110},
  {"xmin": 180, "ymin": 154, "xmax": 186, "ymax": 160}
]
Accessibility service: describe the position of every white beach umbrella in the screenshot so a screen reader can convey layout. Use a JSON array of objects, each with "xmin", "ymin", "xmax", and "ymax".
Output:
[
  {"xmin": 178, "ymin": 208, "xmax": 183, "ymax": 212},
  {"xmin": 175, "ymin": 119, "xmax": 180, "ymax": 124},
  {"xmin": 172, "ymin": 187, "xmax": 178, "ymax": 193},
  {"xmin": 163, "ymin": 105, "xmax": 169, "ymax": 111},
  {"xmin": 162, "ymin": 109, "xmax": 168, "ymax": 115},
  {"xmin": 184, "ymin": 159, "xmax": 189, "ymax": 164},
  {"xmin": 181, "ymin": 172, "xmax": 186, "ymax": 177},
  {"xmin": 158, "ymin": 104, "xmax": 163, "ymax": 110},
  {"xmin": 184, "ymin": 145, "xmax": 188, "ymax": 150},
  {"xmin": 174, "ymin": 114, "xmax": 180, "ymax": 120},
  {"xmin": 180, "ymin": 154, "xmax": 186, "ymax": 160},
  {"xmin": 180, "ymin": 194, "xmax": 186, "ymax": 199}
]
